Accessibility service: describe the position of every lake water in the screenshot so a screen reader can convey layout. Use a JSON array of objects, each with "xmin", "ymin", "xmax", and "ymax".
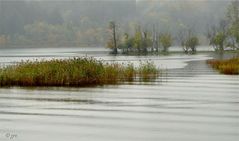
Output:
[{"xmin": 0, "ymin": 47, "xmax": 238, "ymax": 141}]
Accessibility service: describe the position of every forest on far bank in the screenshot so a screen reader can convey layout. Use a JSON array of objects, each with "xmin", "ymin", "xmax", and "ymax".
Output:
[
  {"xmin": 0, "ymin": 0, "xmax": 237, "ymax": 49},
  {"xmin": 107, "ymin": 0, "xmax": 239, "ymax": 54}
]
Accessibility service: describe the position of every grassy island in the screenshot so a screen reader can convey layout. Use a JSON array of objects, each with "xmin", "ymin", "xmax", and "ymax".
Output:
[
  {"xmin": 0, "ymin": 58, "xmax": 159, "ymax": 87},
  {"xmin": 207, "ymin": 58, "xmax": 239, "ymax": 75}
]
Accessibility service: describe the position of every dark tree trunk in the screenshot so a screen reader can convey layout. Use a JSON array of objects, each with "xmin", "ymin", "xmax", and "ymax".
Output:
[{"xmin": 112, "ymin": 24, "xmax": 117, "ymax": 54}]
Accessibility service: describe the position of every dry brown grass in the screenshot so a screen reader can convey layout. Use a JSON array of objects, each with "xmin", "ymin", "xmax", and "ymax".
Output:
[{"xmin": 207, "ymin": 58, "xmax": 239, "ymax": 75}]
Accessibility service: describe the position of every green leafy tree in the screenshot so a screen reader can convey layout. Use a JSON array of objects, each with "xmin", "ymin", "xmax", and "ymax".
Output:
[
  {"xmin": 227, "ymin": 0, "xmax": 239, "ymax": 49},
  {"xmin": 133, "ymin": 27, "xmax": 143, "ymax": 53},
  {"xmin": 207, "ymin": 20, "xmax": 228, "ymax": 52},
  {"xmin": 185, "ymin": 36, "xmax": 199, "ymax": 53},
  {"xmin": 160, "ymin": 33, "xmax": 172, "ymax": 53},
  {"xmin": 210, "ymin": 32, "xmax": 227, "ymax": 51}
]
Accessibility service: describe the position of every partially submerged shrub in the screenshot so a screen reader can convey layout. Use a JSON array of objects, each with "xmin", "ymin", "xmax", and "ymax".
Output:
[{"xmin": 0, "ymin": 57, "xmax": 159, "ymax": 87}]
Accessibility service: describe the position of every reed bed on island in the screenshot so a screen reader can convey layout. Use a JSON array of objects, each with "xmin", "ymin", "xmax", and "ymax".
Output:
[{"xmin": 0, "ymin": 57, "xmax": 159, "ymax": 87}]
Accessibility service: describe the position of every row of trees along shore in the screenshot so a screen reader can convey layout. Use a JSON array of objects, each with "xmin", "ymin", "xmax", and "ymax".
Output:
[
  {"xmin": 107, "ymin": 0, "xmax": 239, "ymax": 55},
  {"xmin": 107, "ymin": 21, "xmax": 199, "ymax": 55}
]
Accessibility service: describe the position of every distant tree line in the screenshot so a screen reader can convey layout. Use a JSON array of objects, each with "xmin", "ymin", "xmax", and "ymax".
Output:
[
  {"xmin": 0, "ymin": 0, "xmax": 135, "ymax": 48},
  {"xmin": 107, "ymin": 0, "xmax": 239, "ymax": 54},
  {"xmin": 0, "ymin": 0, "xmax": 237, "ymax": 49},
  {"xmin": 107, "ymin": 22, "xmax": 199, "ymax": 55}
]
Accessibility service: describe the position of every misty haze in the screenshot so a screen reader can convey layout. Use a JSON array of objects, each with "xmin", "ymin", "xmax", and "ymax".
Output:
[{"xmin": 0, "ymin": 0, "xmax": 238, "ymax": 141}]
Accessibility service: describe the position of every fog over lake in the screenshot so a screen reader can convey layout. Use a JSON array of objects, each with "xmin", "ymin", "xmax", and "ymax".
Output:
[{"xmin": 0, "ymin": 0, "xmax": 239, "ymax": 141}]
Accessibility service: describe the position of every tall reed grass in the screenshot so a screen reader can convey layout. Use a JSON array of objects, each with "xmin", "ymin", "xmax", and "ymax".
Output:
[
  {"xmin": 207, "ymin": 58, "xmax": 239, "ymax": 75},
  {"xmin": 0, "ymin": 57, "xmax": 159, "ymax": 87}
]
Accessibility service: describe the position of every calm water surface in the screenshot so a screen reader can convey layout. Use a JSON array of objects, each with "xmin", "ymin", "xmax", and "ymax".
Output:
[{"xmin": 0, "ymin": 48, "xmax": 238, "ymax": 141}]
